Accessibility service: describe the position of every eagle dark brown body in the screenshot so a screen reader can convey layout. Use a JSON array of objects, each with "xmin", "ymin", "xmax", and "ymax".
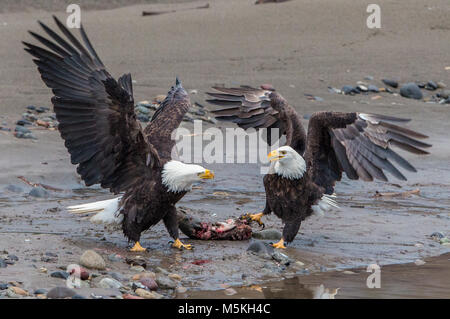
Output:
[
  {"xmin": 208, "ymin": 85, "xmax": 431, "ymax": 247},
  {"xmin": 23, "ymin": 16, "xmax": 213, "ymax": 249}
]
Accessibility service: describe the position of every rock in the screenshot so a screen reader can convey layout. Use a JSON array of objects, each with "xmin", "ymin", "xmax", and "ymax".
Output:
[
  {"xmin": 155, "ymin": 275, "xmax": 177, "ymax": 289},
  {"xmin": 8, "ymin": 286, "xmax": 28, "ymax": 296},
  {"xmin": 430, "ymin": 232, "xmax": 445, "ymax": 240},
  {"xmin": 252, "ymin": 229, "xmax": 282, "ymax": 240},
  {"xmin": 341, "ymin": 85, "xmax": 359, "ymax": 95},
  {"xmin": 29, "ymin": 187, "xmax": 49, "ymax": 198},
  {"xmin": 168, "ymin": 273, "xmax": 181, "ymax": 281},
  {"xmin": 125, "ymin": 256, "xmax": 147, "ymax": 268},
  {"xmin": 400, "ymin": 83, "xmax": 423, "ymax": 100},
  {"xmin": 368, "ymin": 85, "xmax": 380, "ymax": 93},
  {"xmin": 382, "ymin": 79, "xmax": 398, "ymax": 88},
  {"xmin": 131, "ymin": 272, "xmax": 156, "ymax": 281},
  {"xmin": 425, "ymin": 81, "xmax": 438, "ymax": 91},
  {"xmin": 437, "ymin": 81, "xmax": 446, "ymax": 88},
  {"xmin": 140, "ymin": 278, "xmax": 158, "ymax": 291},
  {"xmin": 247, "ymin": 241, "xmax": 273, "ymax": 256},
  {"xmin": 47, "ymin": 287, "xmax": 77, "ymax": 299},
  {"xmin": 15, "ymin": 125, "xmax": 31, "ymax": 134},
  {"xmin": 0, "ymin": 259, "xmax": 7, "ymax": 268},
  {"xmin": 45, "ymin": 252, "xmax": 57, "ymax": 257},
  {"xmin": 98, "ymin": 278, "xmax": 123, "ymax": 289},
  {"xmin": 135, "ymin": 105, "xmax": 151, "ymax": 115},
  {"xmin": 224, "ymin": 288, "xmax": 237, "ymax": 296},
  {"xmin": 137, "ymin": 114, "xmax": 150, "ymax": 122},
  {"xmin": 130, "ymin": 265, "xmax": 145, "ymax": 273},
  {"xmin": 176, "ymin": 286, "xmax": 187, "ymax": 294},
  {"xmin": 108, "ymin": 272, "xmax": 125, "ymax": 282},
  {"xmin": 0, "ymin": 283, "xmax": 8, "ymax": 290},
  {"xmin": 107, "ymin": 254, "xmax": 122, "ymax": 262},
  {"xmin": 440, "ymin": 237, "xmax": 450, "ymax": 245},
  {"xmin": 438, "ymin": 90, "xmax": 450, "ymax": 99},
  {"xmin": 50, "ymin": 271, "xmax": 69, "ymax": 279},
  {"xmin": 72, "ymin": 294, "xmax": 86, "ymax": 299},
  {"xmin": 357, "ymin": 85, "xmax": 368, "ymax": 92},
  {"xmin": 79, "ymin": 250, "xmax": 106, "ymax": 270},
  {"xmin": 16, "ymin": 119, "xmax": 32, "ymax": 126},
  {"xmin": 34, "ymin": 288, "xmax": 48, "ymax": 295},
  {"xmin": 7, "ymin": 255, "xmax": 19, "ymax": 261},
  {"xmin": 414, "ymin": 259, "xmax": 426, "ymax": 266},
  {"xmin": 272, "ymin": 251, "xmax": 292, "ymax": 266},
  {"xmin": 135, "ymin": 288, "xmax": 163, "ymax": 299},
  {"xmin": 155, "ymin": 267, "xmax": 169, "ymax": 275}
]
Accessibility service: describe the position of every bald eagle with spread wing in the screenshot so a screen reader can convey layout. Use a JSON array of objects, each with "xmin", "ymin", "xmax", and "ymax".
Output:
[
  {"xmin": 207, "ymin": 85, "xmax": 431, "ymax": 248},
  {"xmin": 23, "ymin": 16, "xmax": 215, "ymax": 252}
]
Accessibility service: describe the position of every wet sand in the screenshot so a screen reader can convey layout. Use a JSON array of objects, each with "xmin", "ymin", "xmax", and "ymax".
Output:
[{"xmin": 0, "ymin": 0, "xmax": 449, "ymax": 298}]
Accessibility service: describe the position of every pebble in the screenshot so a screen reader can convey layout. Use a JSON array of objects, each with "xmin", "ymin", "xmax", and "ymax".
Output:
[
  {"xmin": 29, "ymin": 187, "xmax": 49, "ymax": 198},
  {"xmin": 7, "ymin": 286, "xmax": 28, "ymax": 297},
  {"xmin": 168, "ymin": 273, "xmax": 182, "ymax": 281},
  {"xmin": 140, "ymin": 278, "xmax": 158, "ymax": 291},
  {"xmin": 0, "ymin": 283, "xmax": 8, "ymax": 290},
  {"xmin": 34, "ymin": 288, "xmax": 48, "ymax": 295},
  {"xmin": 437, "ymin": 81, "xmax": 446, "ymax": 88},
  {"xmin": 130, "ymin": 265, "xmax": 145, "ymax": 272},
  {"xmin": 342, "ymin": 85, "xmax": 359, "ymax": 95},
  {"xmin": 400, "ymin": 83, "xmax": 423, "ymax": 100},
  {"xmin": 50, "ymin": 271, "xmax": 69, "ymax": 279},
  {"xmin": 0, "ymin": 259, "xmax": 6, "ymax": 268},
  {"xmin": 135, "ymin": 288, "xmax": 163, "ymax": 299},
  {"xmin": 47, "ymin": 287, "xmax": 77, "ymax": 299},
  {"xmin": 108, "ymin": 272, "xmax": 125, "ymax": 282},
  {"xmin": 272, "ymin": 251, "xmax": 292, "ymax": 266},
  {"xmin": 155, "ymin": 267, "xmax": 169, "ymax": 275},
  {"xmin": 79, "ymin": 250, "xmax": 106, "ymax": 270},
  {"xmin": 107, "ymin": 254, "xmax": 122, "ymax": 262},
  {"xmin": 252, "ymin": 229, "xmax": 282, "ymax": 240},
  {"xmin": 155, "ymin": 275, "xmax": 177, "ymax": 289},
  {"xmin": 98, "ymin": 278, "xmax": 123, "ymax": 289},
  {"xmin": 224, "ymin": 288, "xmax": 237, "ymax": 296},
  {"xmin": 425, "ymin": 81, "xmax": 438, "ymax": 91},
  {"xmin": 414, "ymin": 259, "xmax": 426, "ymax": 266},
  {"xmin": 131, "ymin": 272, "xmax": 156, "ymax": 281},
  {"xmin": 7, "ymin": 255, "xmax": 18, "ymax": 261},
  {"xmin": 368, "ymin": 84, "xmax": 380, "ymax": 93},
  {"xmin": 440, "ymin": 237, "xmax": 450, "ymax": 245},
  {"xmin": 430, "ymin": 232, "xmax": 445, "ymax": 240},
  {"xmin": 382, "ymin": 79, "xmax": 398, "ymax": 88},
  {"xmin": 176, "ymin": 286, "xmax": 187, "ymax": 294},
  {"xmin": 247, "ymin": 241, "xmax": 273, "ymax": 256}
]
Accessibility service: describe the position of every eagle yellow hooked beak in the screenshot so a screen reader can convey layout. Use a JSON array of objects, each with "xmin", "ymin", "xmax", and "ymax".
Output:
[
  {"xmin": 268, "ymin": 150, "xmax": 284, "ymax": 162},
  {"xmin": 199, "ymin": 169, "xmax": 215, "ymax": 179}
]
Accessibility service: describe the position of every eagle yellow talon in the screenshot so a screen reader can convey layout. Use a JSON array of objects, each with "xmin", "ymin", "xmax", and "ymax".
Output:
[
  {"xmin": 272, "ymin": 239, "xmax": 286, "ymax": 249},
  {"xmin": 172, "ymin": 238, "xmax": 192, "ymax": 250},
  {"xmin": 130, "ymin": 242, "xmax": 146, "ymax": 252},
  {"xmin": 249, "ymin": 212, "xmax": 264, "ymax": 225}
]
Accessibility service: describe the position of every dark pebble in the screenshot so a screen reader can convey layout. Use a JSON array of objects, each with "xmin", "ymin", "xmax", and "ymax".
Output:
[
  {"xmin": 0, "ymin": 283, "xmax": 9, "ymax": 290},
  {"xmin": 400, "ymin": 83, "xmax": 423, "ymax": 100},
  {"xmin": 50, "ymin": 271, "xmax": 69, "ymax": 279},
  {"xmin": 34, "ymin": 288, "xmax": 48, "ymax": 295},
  {"xmin": 45, "ymin": 252, "xmax": 58, "ymax": 257},
  {"xmin": 247, "ymin": 241, "xmax": 274, "ymax": 256},
  {"xmin": 36, "ymin": 106, "xmax": 49, "ymax": 113},
  {"xmin": 15, "ymin": 125, "xmax": 31, "ymax": 134},
  {"xmin": 72, "ymin": 294, "xmax": 86, "ymax": 299},
  {"xmin": 7, "ymin": 255, "xmax": 19, "ymax": 262},
  {"xmin": 430, "ymin": 232, "xmax": 445, "ymax": 239},
  {"xmin": 382, "ymin": 79, "xmax": 398, "ymax": 88},
  {"xmin": 342, "ymin": 85, "xmax": 359, "ymax": 95},
  {"xmin": 425, "ymin": 81, "xmax": 438, "ymax": 91},
  {"xmin": 26, "ymin": 105, "xmax": 37, "ymax": 111},
  {"xmin": 0, "ymin": 259, "xmax": 7, "ymax": 268},
  {"xmin": 47, "ymin": 287, "xmax": 77, "ymax": 299},
  {"xmin": 29, "ymin": 187, "xmax": 49, "ymax": 198},
  {"xmin": 368, "ymin": 85, "xmax": 380, "ymax": 93},
  {"xmin": 16, "ymin": 119, "xmax": 32, "ymax": 126},
  {"xmin": 140, "ymin": 278, "xmax": 158, "ymax": 291}
]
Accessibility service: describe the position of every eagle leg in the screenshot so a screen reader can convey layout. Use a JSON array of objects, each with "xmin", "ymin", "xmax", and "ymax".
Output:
[
  {"xmin": 130, "ymin": 241, "xmax": 146, "ymax": 252},
  {"xmin": 172, "ymin": 238, "xmax": 192, "ymax": 250},
  {"xmin": 272, "ymin": 238, "xmax": 286, "ymax": 249}
]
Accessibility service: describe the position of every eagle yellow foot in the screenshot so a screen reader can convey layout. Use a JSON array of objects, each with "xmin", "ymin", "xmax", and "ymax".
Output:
[
  {"xmin": 272, "ymin": 239, "xmax": 286, "ymax": 249},
  {"xmin": 248, "ymin": 212, "xmax": 264, "ymax": 226},
  {"xmin": 130, "ymin": 242, "xmax": 146, "ymax": 252},
  {"xmin": 172, "ymin": 238, "xmax": 192, "ymax": 250}
]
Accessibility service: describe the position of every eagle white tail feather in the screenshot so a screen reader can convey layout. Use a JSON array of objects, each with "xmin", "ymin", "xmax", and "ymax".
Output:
[
  {"xmin": 312, "ymin": 194, "xmax": 339, "ymax": 216},
  {"xmin": 67, "ymin": 197, "xmax": 123, "ymax": 225}
]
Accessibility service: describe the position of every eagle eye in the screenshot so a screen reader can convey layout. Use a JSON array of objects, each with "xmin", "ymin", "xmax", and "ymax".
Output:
[{"xmin": 280, "ymin": 150, "xmax": 287, "ymax": 155}]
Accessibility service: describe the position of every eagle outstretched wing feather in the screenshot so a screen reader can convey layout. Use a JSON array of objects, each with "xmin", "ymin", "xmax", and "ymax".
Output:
[
  {"xmin": 304, "ymin": 112, "xmax": 431, "ymax": 194},
  {"xmin": 23, "ymin": 16, "xmax": 160, "ymax": 194}
]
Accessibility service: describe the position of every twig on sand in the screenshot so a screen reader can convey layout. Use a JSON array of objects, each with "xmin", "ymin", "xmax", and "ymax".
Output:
[
  {"xmin": 142, "ymin": 3, "xmax": 209, "ymax": 16},
  {"xmin": 374, "ymin": 188, "xmax": 420, "ymax": 198},
  {"xmin": 17, "ymin": 176, "xmax": 64, "ymax": 192}
]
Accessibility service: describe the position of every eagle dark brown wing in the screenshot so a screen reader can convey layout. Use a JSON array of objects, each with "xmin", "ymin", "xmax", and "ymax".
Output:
[
  {"xmin": 207, "ymin": 87, "xmax": 306, "ymax": 153},
  {"xmin": 23, "ymin": 16, "xmax": 160, "ymax": 194},
  {"xmin": 144, "ymin": 79, "xmax": 191, "ymax": 160},
  {"xmin": 304, "ymin": 112, "xmax": 431, "ymax": 194}
]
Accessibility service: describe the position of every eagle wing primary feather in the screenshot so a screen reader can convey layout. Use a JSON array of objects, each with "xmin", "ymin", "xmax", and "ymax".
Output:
[
  {"xmin": 207, "ymin": 87, "xmax": 307, "ymax": 152},
  {"xmin": 304, "ymin": 112, "xmax": 431, "ymax": 195},
  {"xmin": 23, "ymin": 16, "xmax": 160, "ymax": 194}
]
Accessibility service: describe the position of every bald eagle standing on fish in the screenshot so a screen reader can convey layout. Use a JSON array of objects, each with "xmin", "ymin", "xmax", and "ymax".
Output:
[
  {"xmin": 23, "ymin": 16, "xmax": 214, "ymax": 252},
  {"xmin": 207, "ymin": 86, "xmax": 431, "ymax": 248}
]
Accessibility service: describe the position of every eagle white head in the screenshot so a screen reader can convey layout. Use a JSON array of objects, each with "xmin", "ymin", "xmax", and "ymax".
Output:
[
  {"xmin": 267, "ymin": 146, "xmax": 307, "ymax": 180},
  {"xmin": 162, "ymin": 160, "xmax": 214, "ymax": 193}
]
